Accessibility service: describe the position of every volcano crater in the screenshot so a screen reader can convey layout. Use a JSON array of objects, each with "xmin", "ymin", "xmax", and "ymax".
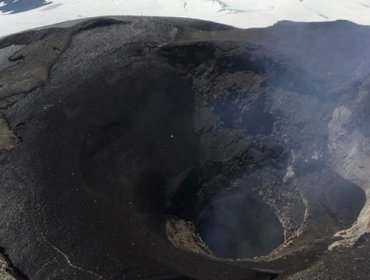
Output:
[{"xmin": 0, "ymin": 17, "xmax": 369, "ymax": 280}]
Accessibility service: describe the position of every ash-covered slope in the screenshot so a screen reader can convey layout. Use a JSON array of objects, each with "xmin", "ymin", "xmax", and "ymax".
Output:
[{"xmin": 0, "ymin": 17, "xmax": 370, "ymax": 280}]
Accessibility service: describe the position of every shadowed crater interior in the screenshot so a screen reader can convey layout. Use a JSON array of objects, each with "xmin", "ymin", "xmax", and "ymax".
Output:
[{"xmin": 198, "ymin": 191, "xmax": 284, "ymax": 259}]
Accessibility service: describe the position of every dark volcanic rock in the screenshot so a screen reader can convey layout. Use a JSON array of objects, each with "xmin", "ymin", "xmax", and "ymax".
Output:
[{"xmin": 0, "ymin": 16, "xmax": 370, "ymax": 280}]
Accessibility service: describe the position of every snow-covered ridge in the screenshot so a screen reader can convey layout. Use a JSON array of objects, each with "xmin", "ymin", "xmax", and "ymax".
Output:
[{"xmin": 0, "ymin": 0, "xmax": 370, "ymax": 37}]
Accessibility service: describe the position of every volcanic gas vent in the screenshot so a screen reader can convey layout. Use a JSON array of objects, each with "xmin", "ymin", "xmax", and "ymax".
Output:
[
  {"xmin": 162, "ymin": 165, "xmax": 287, "ymax": 260},
  {"xmin": 154, "ymin": 40, "xmax": 367, "ymax": 265},
  {"xmin": 197, "ymin": 190, "xmax": 284, "ymax": 259}
]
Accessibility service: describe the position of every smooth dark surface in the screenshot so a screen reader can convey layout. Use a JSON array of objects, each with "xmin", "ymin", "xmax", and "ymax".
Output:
[{"xmin": 199, "ymin": 192, "xmax": 284, "ymax": 259}]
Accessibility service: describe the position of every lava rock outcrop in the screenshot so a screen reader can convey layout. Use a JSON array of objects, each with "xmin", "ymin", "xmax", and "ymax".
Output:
[{"xmin": 0, "ymin": 17, "xmax": 370, "ymax": 280}]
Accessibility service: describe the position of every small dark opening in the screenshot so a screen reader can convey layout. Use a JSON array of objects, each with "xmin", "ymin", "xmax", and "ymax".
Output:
[{"xmin": 197, "ymin": 191, "xmax": 284, "ymax": 259}]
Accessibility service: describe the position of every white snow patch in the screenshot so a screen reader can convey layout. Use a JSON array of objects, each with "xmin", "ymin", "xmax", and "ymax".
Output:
[{"xmin": 0, "ymin": 0, "xmax": 370, "ymax": 37}]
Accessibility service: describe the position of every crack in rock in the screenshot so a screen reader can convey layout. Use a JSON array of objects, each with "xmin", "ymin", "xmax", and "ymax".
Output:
[{"xmin": 40, "ymin": 233, "xmax": 104, "ymax": 280}]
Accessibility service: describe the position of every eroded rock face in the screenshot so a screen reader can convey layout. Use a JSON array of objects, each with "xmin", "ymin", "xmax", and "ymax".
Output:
[
  {"xmin": 0, "ymin": 118, "xmax": 19, "ymax": 150},
  {"xmin": 0, "ymin": 17, "xmax": 370, "ymax": 280},
  {"xmin": 0, "ymin": 249, "xmax": 27, "ymax": 280}
]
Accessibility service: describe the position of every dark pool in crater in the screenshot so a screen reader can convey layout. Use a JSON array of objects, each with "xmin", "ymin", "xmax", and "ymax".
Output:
[{"xmin": 198, "ymin": 191, "xmax": 284, "ymax": 259}]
